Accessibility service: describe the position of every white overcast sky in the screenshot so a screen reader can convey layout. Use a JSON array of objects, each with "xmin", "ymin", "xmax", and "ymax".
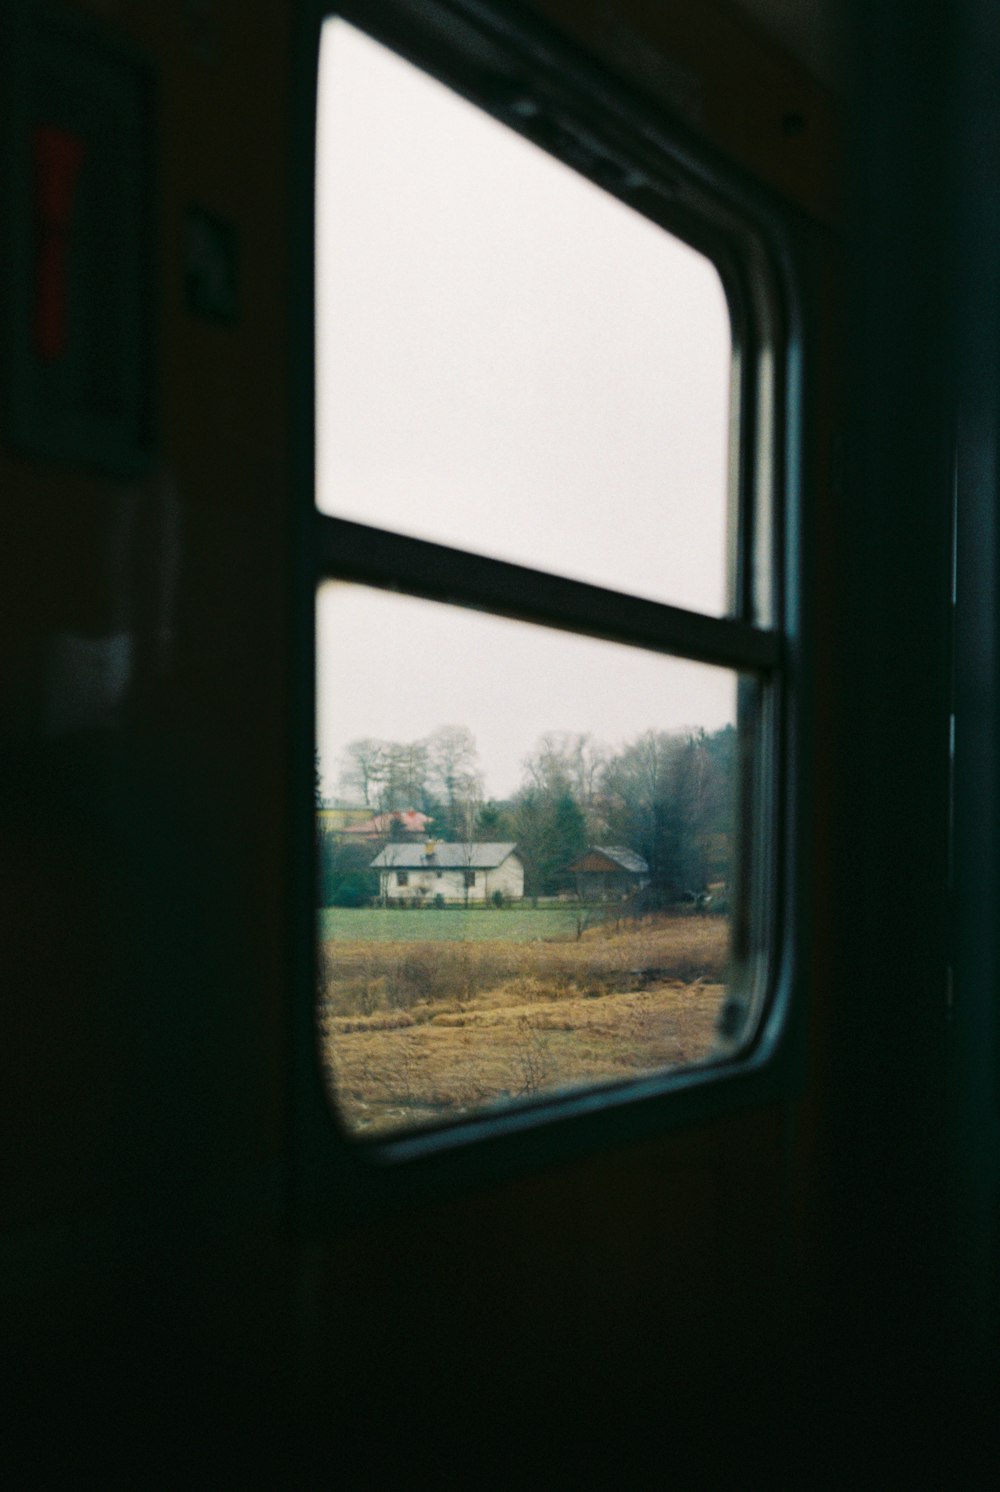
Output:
[{"xmin": 315, "ymin": 20, "xmax": 736, "ymax": 800}]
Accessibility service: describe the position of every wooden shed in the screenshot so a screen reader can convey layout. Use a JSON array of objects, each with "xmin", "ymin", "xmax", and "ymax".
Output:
[{"xmin": 565, "ymin": 846, "xmax": 650, "ymax": 900}]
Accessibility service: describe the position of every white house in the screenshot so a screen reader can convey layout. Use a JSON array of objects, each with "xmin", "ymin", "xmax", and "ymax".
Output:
[{"xmin": 370, "ymin": 841, "xmax": 524, "ymax": 905}]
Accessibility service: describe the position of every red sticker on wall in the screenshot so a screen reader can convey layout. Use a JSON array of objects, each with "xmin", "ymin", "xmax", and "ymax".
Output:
[{"xmin": 33, "ymin": 126, "xmax": 87, "ymax": 362}]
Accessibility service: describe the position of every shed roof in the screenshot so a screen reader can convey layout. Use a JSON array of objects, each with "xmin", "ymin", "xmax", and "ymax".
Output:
[
  {"xmin": 371, "ymin": 842, "xmax": 518, "ymax": 870},
  {"xmin": 567, "ymin": 845, "xmax": 650, "ymax": 875}
]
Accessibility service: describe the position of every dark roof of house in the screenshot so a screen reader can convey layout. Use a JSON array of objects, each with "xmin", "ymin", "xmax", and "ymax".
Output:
[
  {"xmin": 568, "ymin": 846, "xmax": 650, "ymax": 875},
  {"xmin": 370, "ymin": 842, "xmax": 519, "ymax": 870}
]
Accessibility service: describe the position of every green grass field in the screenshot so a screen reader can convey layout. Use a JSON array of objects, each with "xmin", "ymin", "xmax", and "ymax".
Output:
[{"xmin": 318, "ymin": 905, "xmax": 584, "ymax": 943}]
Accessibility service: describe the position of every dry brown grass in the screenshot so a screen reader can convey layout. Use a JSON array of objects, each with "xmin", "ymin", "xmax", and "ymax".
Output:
[
  {"xmin": 318, "ymin": 913, "xmax": 728, "ymax": 1015},
  {"xmin": 317, "ymin": 915, "xmax": 729, "ymax": 1135}
]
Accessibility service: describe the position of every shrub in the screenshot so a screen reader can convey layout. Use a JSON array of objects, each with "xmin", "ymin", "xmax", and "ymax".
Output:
[
  {"xmin": 331, "ymin": 872, "xmax": 376, "ymax": 908},
  {"xmin": 318, "ymin": 833, "xmax": 379, "ymax": 907},
  {"xmin": 491, "ymin": 889, "xmax": 505, "ymax": 908}
]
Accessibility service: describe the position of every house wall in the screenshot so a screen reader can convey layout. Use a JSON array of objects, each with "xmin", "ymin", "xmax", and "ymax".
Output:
[
  {"xmin": 381, "ymin": 856, "xmax": 524, "ymax": 903},
  {"xmin": 382, "ymin": 868, "xmax": 465, "ymax": 903},
  {"xmin": 484, "ymin": 856, "xmax": 525, "ymax": 903}
]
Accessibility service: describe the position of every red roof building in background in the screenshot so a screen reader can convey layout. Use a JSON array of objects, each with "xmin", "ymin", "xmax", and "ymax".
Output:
[{"xmin": 341, "ymin": 809, "xmax": 434, "ymax": 841}]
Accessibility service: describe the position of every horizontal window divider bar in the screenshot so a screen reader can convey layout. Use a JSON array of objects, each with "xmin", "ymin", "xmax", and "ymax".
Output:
[{"xmin": 315, "ymin": 515, "xmax": 780, "ymax": 673}]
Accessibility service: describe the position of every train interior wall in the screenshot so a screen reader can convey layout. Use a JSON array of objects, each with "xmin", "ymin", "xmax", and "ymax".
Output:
[{"xmin": 2, "ymin": 0, "xmax": 998, "ymax": 1484}]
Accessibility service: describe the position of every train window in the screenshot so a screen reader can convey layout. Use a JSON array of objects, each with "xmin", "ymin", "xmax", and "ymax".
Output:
[{"xmin": 312, "ymin": 10, "xmax": 784, "ymax": 1144}]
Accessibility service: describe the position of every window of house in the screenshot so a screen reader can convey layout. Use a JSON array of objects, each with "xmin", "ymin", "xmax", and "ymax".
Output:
[{"xmin": 314, "ymin": 12, "xmax": 784, "ymax": 1142}]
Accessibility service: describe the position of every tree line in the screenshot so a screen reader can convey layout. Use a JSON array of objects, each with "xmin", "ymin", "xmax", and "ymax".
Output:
[{"xmin": 318, "ymin": 723, "xmax": 736, "ymax": 907}]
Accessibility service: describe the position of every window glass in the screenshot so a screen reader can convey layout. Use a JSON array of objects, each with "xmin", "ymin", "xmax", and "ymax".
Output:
[
  {"xmin": 316, "ymin": 584, "xmax": 741, "ymax": 1136},
  {"xmin": 316, "ymin": 19, "xmax": 733, "ymax": 616}
]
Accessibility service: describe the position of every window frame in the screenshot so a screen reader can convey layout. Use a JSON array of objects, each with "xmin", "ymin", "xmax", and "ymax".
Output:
[{"xmin": 292, "ymin": 0, "xmax": 808, "ymax": 1219}]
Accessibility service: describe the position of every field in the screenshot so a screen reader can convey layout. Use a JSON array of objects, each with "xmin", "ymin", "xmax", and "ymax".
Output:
[
  {"xmin": 317, "ymin": 910, "xmax": 730, "ymax": 1135},
  {"xmin": 318, "ymin": 905, "xmax": 586, "ymax": 943}
]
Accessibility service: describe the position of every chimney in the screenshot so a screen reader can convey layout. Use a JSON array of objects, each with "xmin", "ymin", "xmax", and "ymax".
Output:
[{"xmin": 424, "ymin": 839, "xmax": 437, "ymax": 860}]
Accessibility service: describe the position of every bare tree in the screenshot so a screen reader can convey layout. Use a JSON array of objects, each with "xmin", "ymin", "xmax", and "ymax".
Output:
[
  {"xmin": 454, "ymin": 791, "xmax": 485, "ymax": 908},
  {"xmin": 522, "ymin": 731, "xmax": 607, "ymax": 836},
  {"xmin": 387, "ymin": 738, "xmax": 431, "ymax": 812},
  {"xmin": 339, "ymin": 737, "xmax": 388, "ymax": 808},
  {"xmin": 427, "ymin": 725, "xmax": 483, "ymax": 839}
]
